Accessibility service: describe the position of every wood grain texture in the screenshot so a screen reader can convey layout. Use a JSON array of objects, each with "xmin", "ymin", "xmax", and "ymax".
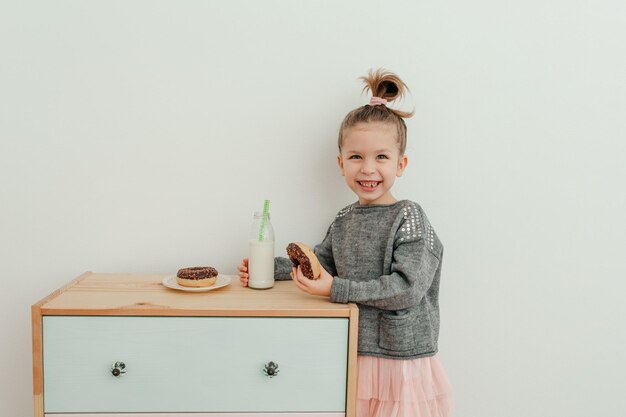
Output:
[
  {"xmin": 31, "ymin": 305, "xmax": 42, "ymax": 397},
  {"xmin": 33, "ymin": 271, "xmax": 93, "ymax": 308},
  {"xmin": 37, "ymin": 273, "xmax": 352, "ymax": 317},
  {"xmin": 33, "ymin": 392, "xmax": 43, "ymax": 417},
  {"xmin": 346, "ymin": 304, "xmax": 360, "ymax": 417},
  {"xmin": 32, "ymin": 306, "xmax": 43, "ymax": 417}
]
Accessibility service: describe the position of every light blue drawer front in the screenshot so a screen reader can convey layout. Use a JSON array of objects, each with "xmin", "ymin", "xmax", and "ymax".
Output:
[{"xmin": 43, "ymin": 316, "xmax": 348, "ymax": 413}]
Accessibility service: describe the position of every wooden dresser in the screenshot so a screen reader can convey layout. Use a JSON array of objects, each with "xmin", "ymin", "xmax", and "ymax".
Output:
[{"xmin": 32, "ymin": 272, "xmax": 359, "ymax": 417}]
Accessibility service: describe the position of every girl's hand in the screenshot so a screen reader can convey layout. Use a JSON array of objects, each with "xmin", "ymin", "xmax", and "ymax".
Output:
[
  {"xmin": 290, "ymin": 264, "xmax": 333, "ymax": 297},
  {"xmin": 237, "ymin": 258, "xmax": 249, "ymax": 287}
]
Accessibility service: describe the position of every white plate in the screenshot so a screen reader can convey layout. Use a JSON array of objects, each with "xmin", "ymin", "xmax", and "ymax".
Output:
[{"xmin": 162, "ymin": 274, "xmax": 231, "ymax": 292}]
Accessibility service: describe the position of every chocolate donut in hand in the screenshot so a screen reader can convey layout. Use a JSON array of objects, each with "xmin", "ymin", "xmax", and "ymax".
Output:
[{"xmin": 286, "ymin": 242, "xmax": 321, "ymax": 280}]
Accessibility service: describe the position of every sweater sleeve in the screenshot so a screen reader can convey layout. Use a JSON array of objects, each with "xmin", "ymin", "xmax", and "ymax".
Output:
[
  {"xmin": 313, "ymin": 224, "xmax": 337, "ymax": 277},
  {"xmin": 274, "ymin": 257, "xmax": 293, "ymax": 280},
  {"xmin": 330, "ymin": 216, "xmax": 442, "ymax": 310}
]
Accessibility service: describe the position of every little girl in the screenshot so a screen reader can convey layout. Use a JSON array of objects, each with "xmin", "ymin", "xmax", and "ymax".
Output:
[{"xmin": 238, "ymin": 69, "xmax": 454, "ymax": 417}]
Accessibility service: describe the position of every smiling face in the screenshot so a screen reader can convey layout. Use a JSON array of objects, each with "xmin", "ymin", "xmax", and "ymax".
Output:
[{"xmin": 338, "ymin": 122, "xmax": 408, "ymax": 205}]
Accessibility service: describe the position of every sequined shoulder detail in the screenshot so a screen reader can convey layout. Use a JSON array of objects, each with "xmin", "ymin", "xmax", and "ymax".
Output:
[
  {"xmin": 335, "ymin": 203, "xmax": 355, "ymax": 219},
  {"xmin": 330, "ymin": 203, "xmax": 355, "ymax": 231},
  {"xmin": 399, "ymin": 201, "xmax": 437, "ymax": 252}
]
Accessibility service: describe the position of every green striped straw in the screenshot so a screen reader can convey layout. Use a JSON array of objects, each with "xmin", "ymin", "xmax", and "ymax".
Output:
[{"xmin": 258, "ymin": 199, "xmax": 270, "ymax": 242}]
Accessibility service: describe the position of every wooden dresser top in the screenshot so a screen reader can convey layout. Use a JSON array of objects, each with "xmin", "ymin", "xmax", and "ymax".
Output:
[{"xmin": 33, "ymin": 272, "xmax": 356, "ymax": 317}]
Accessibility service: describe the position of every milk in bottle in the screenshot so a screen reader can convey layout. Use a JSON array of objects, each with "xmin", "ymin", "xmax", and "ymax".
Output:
[{"xmin": 248, "ymin": 211, "xmax": 275, "ymax": 289}]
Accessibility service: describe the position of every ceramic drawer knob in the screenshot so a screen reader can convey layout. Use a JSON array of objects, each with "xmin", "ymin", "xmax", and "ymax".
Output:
[
  {"xmin": 263, "ymin": 361, "xmax": 279, "ymax": 377},
  {"xmin": 110, "ymin": 361, "xmax": 126, "ymax": 377}
]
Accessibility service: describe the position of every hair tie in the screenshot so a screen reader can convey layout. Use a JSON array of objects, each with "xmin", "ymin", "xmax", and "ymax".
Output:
[{"xmin": 369, "ymin": 96, "xmax": 387, "ymax": 106}]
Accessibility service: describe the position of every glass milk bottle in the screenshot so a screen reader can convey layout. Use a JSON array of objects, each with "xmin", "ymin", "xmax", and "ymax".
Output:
[{"xmin": 248, "ymin": 211, "xmax": 275, "ymax": 289}]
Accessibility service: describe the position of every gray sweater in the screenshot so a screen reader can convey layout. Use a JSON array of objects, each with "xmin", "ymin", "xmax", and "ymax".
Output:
[{"xmin": 275, "ymin": 200, "xmax": 443, "ymax": 360}]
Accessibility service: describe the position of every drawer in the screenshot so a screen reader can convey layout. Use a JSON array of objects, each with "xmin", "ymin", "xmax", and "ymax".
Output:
[
  {"xmin": 43, "ymin": 316, "xmax": 349, "ymax": 413},
  {"xmin": 46, "ymin": 414, "xmax": 345, "ymax": 417}
]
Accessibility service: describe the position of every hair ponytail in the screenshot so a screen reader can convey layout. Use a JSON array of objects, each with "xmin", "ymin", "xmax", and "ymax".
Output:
[
  {"xmin": 360, "ymin": 69, "xmax": 414, "ymax": 119},
  {"xmin": 339, "ymin": 69, "xmax": 414, "ymax": 153}
]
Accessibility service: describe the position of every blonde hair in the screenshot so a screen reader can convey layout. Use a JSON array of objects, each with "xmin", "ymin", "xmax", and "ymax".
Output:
[{"xmin": 338, "ymin": 69, "xmax": 414, "ymax": 154}]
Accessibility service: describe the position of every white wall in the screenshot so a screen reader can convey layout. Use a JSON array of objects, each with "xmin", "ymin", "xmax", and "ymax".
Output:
[{"xmin": 1, "ymin": 1, "xmax": 625, "ymax": 416}]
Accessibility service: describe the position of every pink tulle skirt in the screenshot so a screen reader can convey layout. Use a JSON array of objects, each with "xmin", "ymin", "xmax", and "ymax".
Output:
[{"xmin": 356, "ymin": 355, "xmax": 455, "ymax": 417}]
